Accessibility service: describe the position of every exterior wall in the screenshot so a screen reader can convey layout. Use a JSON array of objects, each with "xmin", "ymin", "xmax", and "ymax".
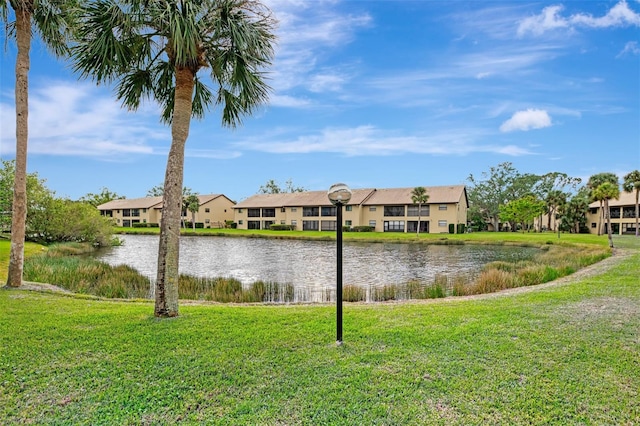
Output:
[
  {"xmin": 190, "ymin": 197, "xmax": 235, "ymax": 228},
  {"xmin": 586, "ymin": 204, "xmax": 639, "ymax": 235},
  {"xmin": 107, "ymin": 207, "xmax": 160, "ymax": 227}
]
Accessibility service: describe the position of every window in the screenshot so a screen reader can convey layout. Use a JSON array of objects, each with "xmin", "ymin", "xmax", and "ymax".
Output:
[
  {"xmin": 205, "ymin": 208, "xmax": 210, "ymax": 213},
  {"xmin": 303, "ymin": 207, "xmax": 319, "ymax": 217},
  {"xmin": 239, "ymin": 220, "xmax": 243, "ymax": 225},
  {"xmin": 123, "ymin": 220, "xmax": 131, "ymax": 227},
  {"xmin": 369, "ymin": 207, "xmax": 376, "ymax": 212},
  {"xmin": 263, "ymin": 220, "xmax": 274, "ymax": 228},
  {"xmin": 122, "ymin": 209, "xmax": 131, "ymax": 217},
  {"xmin": 238, "ymin": 209, "xmax": 243, "ymax": 213},
  {"xmin": 321, "ymin": 206, "xmax": 337, "ymax": 216},
  {"xmin": 384, "ymin": 206, "xmax": 405, "ymax": 217},
  {"xmin": 384, "ymin": 220, "xmax": 405, "ymax": 232},
  {"xmin": 345, "ymin": 220, "xmax": 352, "ymax": 226},
  {"xmin": 280, "ymin": 220, "xmax": 285, "ymax": 225},
  {"xmin": 291, "ymin": 208, "xmax": 297, "ymax": 212},
  {"xmin": 205, "ymin": 219, "xmax": 210, "ymax": 223},
  {"xmin": 321, "ymin": 220, "xmax": 337, "ymax": 231},
  {"xmin": 291, "ymin": 220, "xmax": 297, "ymax": 226},
  {"xmin": 439, "ymin": 205, "xmax": 447, "ymax": 211},
  {"xmin": 281, "ymin": 207, "xmax": 286, "ymax": 213},
  {"xmin": 345, "ymin": 205, "xmax": 352, "ymax": 212},
  {"xmin": 131, "ymin": 209, "xmax": 140, "ymax": 217},
  {"xmin": 262, "ymin": 208, "xmax": 276, "ymax": 217},
  {"xmin": 369, "ymin": 220, "xmax": 376, "ymax": 227},
  {"xmin": 303, "ymin": 220, "xmax": 319, "ymax": 230},
  {"xmin": 407, "ymin": 205, "xmax": 430, "ymax": 216},
  {"xmin": 438, "ymin": 220, "xmax": 447, "ymax": 227},
  {"xmin": 591, "ymin": 223, "xmax": 597, "ymax": 228},
  {"xmin": 143, "ymin": 209, "xmax": 147, "ymax": 213},
  {"xmin": 248, "ymin": 208, "xmax": 260, "ymax": 217},
  {"xmin": 248, "ymin": 221, "xmax": 261, "ymax": 229}
]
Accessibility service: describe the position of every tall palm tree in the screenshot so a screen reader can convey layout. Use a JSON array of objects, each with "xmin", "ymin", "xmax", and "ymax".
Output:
[
  {"xmin": 185, "ymin": 194, "xmax": 200, "ymax": 230},
  {"xmin": 72, "ymin": 0, "xmax": 276, "ymax": 317},
  {"xmin": 1, "ymin": 0, "xmax": 75, "ymax": 288},
  {"xmin": 592, "ymin": 182, "xmax": 620, "ymax": 248},
  {"xmin": 622, "ymin": 170, "xmax": 640, "ymax": 237},
  {"xmin": 587, "ymin": 173, "xmax": 618, "ymax": 236},
  {"xmin": 411, "ymin": 186, "xmax": 429, "ymax": 236}
]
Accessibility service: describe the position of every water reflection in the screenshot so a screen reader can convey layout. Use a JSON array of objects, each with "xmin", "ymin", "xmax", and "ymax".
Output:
[{"xmin": 96, "ymin": 234, "xmax": 537, "ymax": 295}]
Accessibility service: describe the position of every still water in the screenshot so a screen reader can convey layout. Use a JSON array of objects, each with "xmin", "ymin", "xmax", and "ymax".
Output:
[{"xmin": 96, "ymin": 234, "xmax": 537, "ymax": 294}]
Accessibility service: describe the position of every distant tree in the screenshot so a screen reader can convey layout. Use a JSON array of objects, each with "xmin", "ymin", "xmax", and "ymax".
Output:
[
  {"xmin": 1, "ymin": 0, "xmax": 77, "ymax": 288},
  {"xmin": 467, "ymin": 162, "xmax": 540, "ymax": 231},
  {"xmin": 259, "ymin": 178, "xmax": 306, "ymax": 194},
  {"xmin": 533, "ymin": 172, "xmax": 580, "ymax": 231},
  {"xmin": 499, "ymin": 195, "xmax": 546, "ymax": 233},
  {"xmin": 146, "ymin": 184, "xmax": 165, "ymax": 197},
  {"xmin": 587, "ymin": 173, "xmax": 619, "ymax": 235},
  {"xmin": 78, "ymin": 187, "xmax": 125, "ymax": 207},
  {"xmin": 410, "ymin": 186, "xmax": 429, "ymax": 236},
  {"xmin": 622, "ymin": 170, "xmax": 640, "ymax": 237},
  {"xmin": 592, "ymin": 182, "xmax": 620, "ymax": 248},
  {"xmin": 558, "ymin": 188, "xmax": 590, "ymax": 234},
  {"xmin": 0, "ymin": 160, "xmax": 49, "ymax": 231},
  {"xmin": 544, "ymin": 190, "xmax": 567, "ymax": 232},
  {"xmin": 184, "ymin": 194, "xmax": 200, "ymax": 230}
]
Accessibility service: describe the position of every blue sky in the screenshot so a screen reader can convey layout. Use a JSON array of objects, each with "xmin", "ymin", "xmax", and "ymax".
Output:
[{"xmin": 1, "ymin": 0, "xmax": 639, "ymax": 202}]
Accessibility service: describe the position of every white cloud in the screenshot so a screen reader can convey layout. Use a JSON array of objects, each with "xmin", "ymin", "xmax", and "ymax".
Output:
[
  {"xmin": 0, "ymin": 80, "xmax": 163, "ymax": 158},
  {"xmin": 618, "ymin": 41, "xmax": 640, "ymax": 57},
  {"xmin": 518, "ymin": 1, "xmax": 640, "ymax": 36},
  {"xmin": 500, "ymin": 109, "xmax": 552, "ymax": 132},
  {"xmin": 233, "ymin": 125, "xmax": 534, "ymax": 157}
]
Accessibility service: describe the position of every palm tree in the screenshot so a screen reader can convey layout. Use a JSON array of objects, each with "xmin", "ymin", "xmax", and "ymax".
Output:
[
  {"xmin": 1, "ymin": 0, "xmax": 75, "ymax": 288},
  {"xmin": 71, "ymin": 0, "xmax": 276, "ymax": 317},
  {"xmin": 185, "ymin": 194, "xmax": 200, "ymax": 230},
  {"xmin": 622, "ymin": 170, "xmax": 640, "ymax": 237},
  {"xmin": 592, "ymin": 182, "xmax": 620, "ymax": 248},
  {"xmin": 587, "ymin": 173, "xmax": 618, "ymax": 236},
  {"xmin": 411, "ymin": 186, "xmax": 429, "ymax": 236}
]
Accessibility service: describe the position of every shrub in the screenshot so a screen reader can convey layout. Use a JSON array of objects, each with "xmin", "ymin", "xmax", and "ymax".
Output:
[
  {"xmin": 352, "ymin": 226, "xmax": 374, "ymax": 232},
  {"xmin": 449, "ymin": 224, "xmax": 455, "ymax": 234},
  {"xmin": 270, "ymin": 224, "xmax": 296, "ymax": 231}
]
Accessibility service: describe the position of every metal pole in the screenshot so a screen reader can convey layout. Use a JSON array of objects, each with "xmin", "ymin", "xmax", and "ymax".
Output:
[{"xmin": 336, "ymin": 203, "xmax": 343, "ymax": 345}]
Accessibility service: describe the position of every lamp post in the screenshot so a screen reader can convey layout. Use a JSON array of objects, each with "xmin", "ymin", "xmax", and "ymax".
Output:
[{"xmin": 328, "ymin": 183, "xmax": 352, "ymax": 345}]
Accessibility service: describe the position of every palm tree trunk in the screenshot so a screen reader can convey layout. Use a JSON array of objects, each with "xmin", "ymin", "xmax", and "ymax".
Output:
[
  {"xmin": 635, "ymin": 190, "xmax": 639, "ymax": 237},
  {"xmin": 6, "ymin": 7, "xmax": 31, "ymax": 288},
  {"xmin": 154, "ymin": 66, "xmax": 194, "ymax": 317},
  {"xmin": 605, "ymin": 199, "xmax": 614, "ymax": 248}
]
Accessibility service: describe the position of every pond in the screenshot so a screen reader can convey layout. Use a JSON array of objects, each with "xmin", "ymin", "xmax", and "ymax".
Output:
[{"xmin": 95, "ymin": 234, "xmax": 538, "ymax": 301}]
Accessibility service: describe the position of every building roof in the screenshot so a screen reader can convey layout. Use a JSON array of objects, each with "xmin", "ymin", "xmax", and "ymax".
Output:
[
  {"xmin": 234, "ymin": 185, "xmax": 468, "ymax": 209},
  {"xmin": 97, "ymin": 194, "xmax": 232, "ymax": 210},
  {"xmin": 97, "ymin": 196, "xmax": 163, "ymax": 210},
  {"xmin": 589, "ymin": 190, "xmax": 638, "ymax": 208}
]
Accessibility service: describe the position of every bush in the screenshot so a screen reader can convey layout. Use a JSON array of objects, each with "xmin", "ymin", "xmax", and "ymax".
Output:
[
  {"xmin": 448, "ymin": 224, "xmax": 455, "ymax": 234},
  {"xmin": 352, "ymin": 226, "xmax": 374, "ymax": 232},
  {"xmin": 270, "ymin": 224, "xmax": 296, "ymax": 231}
]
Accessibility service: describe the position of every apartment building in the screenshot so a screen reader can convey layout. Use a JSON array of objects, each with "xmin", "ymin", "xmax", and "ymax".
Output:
[
  {"xmin": 587, "ymin": 190, "xmax": 639, "ymax": 235},
  {"xmin": 98, "ymin": 194, "xmax": 235, "ymax": 227},
  {"xmin": 233, "ymin": 185, "xmax": 468, "ymax": 233}
]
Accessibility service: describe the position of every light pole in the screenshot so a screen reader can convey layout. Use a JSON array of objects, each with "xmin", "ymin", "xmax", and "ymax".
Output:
[{"xmin": 328, "ymin": 183, "xmax": 352, "ymax": 346}]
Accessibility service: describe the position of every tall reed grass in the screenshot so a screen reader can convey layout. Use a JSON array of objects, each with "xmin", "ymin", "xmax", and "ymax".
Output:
[{"xmin": 22, "ymin": 241, "xmax": 611, "ymax": 303}]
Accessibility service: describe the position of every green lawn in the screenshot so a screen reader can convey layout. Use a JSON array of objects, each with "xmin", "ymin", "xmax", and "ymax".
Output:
[{"xmin": 1, "ymin": 234, "xmax": 638, "ymax": 424}]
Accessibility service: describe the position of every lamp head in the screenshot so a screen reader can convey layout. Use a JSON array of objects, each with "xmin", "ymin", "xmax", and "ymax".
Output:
[{"xmin": 328, "ymin": 183, "xmax": 352, "ymax": 206}]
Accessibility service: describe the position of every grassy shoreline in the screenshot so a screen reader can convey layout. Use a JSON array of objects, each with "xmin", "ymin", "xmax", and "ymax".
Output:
[{"xmin": 1, "ymin": 241, "xmax": 638, "ymax": 424}]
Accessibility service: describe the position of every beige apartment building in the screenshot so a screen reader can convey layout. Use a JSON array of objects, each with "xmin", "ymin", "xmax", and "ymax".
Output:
[
  {"xmin": 233, "ymin": 185, "xmax": 468, "ymax": 233},
  {"xmin": 98, "ymin": 194, "xmax": 236, "ymax": 227},
  {"xmin": 586, "ymin": 190, "xmax": 639, "ymax": 235}
]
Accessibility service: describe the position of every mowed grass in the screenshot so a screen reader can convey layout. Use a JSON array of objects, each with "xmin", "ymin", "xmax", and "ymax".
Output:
[{"xmin": 1, "ymin": 236, "xmax": 639, "ymax": 424}]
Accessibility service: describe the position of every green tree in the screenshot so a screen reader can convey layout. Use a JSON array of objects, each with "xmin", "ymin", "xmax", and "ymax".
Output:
[
  {"xmin": 184, "ymin": 194, "xmax": 200, "ymax": 230},
  {"xmin": 533, "ymin": 172, "xmax": 580, "ymax": 231},
  {"xmin": 78, "ymin": 187, "xmax": 125, "ymax": 207},
  {"xmin": 410, "ymin": 186, "xmax": 429, "ymax": 236},
  {"xmin": 558, "ymin": 188, "xmax": 590, "ymax": 234},
  {"xmin": 622, "ymin": 170, "xmax": 640, "ymax": 237},
  {"xmin": 592, "ymin": 182, "xmax": 620, "ymax": 248},
  {"xmin": 587, "ymin": 173, "xmax": 618, "ymax": 236},
  {"xmin": 467, "ymin": 162, "xmax": 540, "ymax": 231},
  {"xmin": 259, "ymin": 178, "xmax": 306, "ymax": 194},
  {"xmin": 72, "ymin": 0, "xmax": 276, "ymax": 317},
  {"xmin": 1, "ymin": 0, "xmax": 76, "ymax": 288},
  {"xmin": 499, "ymin": 195, "xmax": 546, "ymax": 233}
]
